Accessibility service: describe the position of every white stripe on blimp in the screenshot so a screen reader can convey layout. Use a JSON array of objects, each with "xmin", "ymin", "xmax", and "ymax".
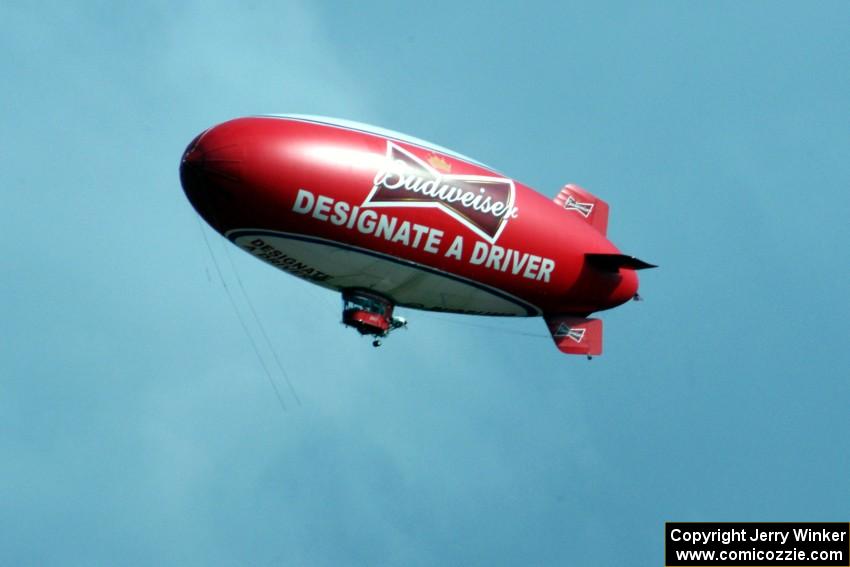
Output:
[{"xmin": 224, "ymin": 228, "xmax": 540, "ymax": 316}]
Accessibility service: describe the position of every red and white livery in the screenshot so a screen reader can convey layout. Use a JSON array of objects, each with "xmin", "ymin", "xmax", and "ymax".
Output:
[{"xmin": 180, "ymin": 115, "xmax": 654, "ymax": 356}]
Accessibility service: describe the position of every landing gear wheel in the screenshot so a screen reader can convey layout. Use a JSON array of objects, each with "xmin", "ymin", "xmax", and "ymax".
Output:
[{"xmin": 372, "ymin": 339, "xmax": 382, "ymax": 348}]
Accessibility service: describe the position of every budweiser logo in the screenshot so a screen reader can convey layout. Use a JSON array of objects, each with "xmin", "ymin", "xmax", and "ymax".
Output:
[
  {"xmin": 563, "ymin": 196, "xmax": 594, "ymax": 217},
  {"xmin": 363, "ymin": 142, "xmax": 518, "ymax": 242},
  {"xmin": 555, "ymin": 323, "xmax": 586, "ymax": 343}
]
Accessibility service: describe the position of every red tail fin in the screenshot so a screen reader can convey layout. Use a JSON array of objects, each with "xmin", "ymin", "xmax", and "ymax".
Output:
[
  {"xmin": 553, "ymin": 184, "xmax": 609, "ymax": 235},
  {"xmin": 544, "ymin": 315, "xmax": 603, "ymax": 356}
]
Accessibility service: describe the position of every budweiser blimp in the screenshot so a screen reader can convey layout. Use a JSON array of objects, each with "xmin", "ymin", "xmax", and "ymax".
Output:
[{"xmin": 180, "ymin": 115, "xmax": 655, "ymax": 356}]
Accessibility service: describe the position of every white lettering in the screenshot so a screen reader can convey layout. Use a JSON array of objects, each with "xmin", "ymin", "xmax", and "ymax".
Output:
[
  {"xmin": 391, "ymin": 221, "xmax": 411, "ymax": 246},
  {"xmin": 470, "ymin": 241, "xmax": 488, "ymax": 265},
  {"xmin": 510, "ymin": 252, "xmax": 529, "ymax": 275},
  {"xmin": 411, "ymin": 224, "xmax": 429, "ymax": 248},
  {"xmin": 490, "ymin": 201, "xmax": 506, "ymax": 216},
  {"xmin": 313, "ymin": 195, "xmax": 333, "ymax": 221},
  {"xmin": 346, "ymin": 206, "xmax": 360, "ymax": 229},
  {"xmin": 292, "ymin": 189, "xmax": 315, "ymax": 214},
  {"xmin": 357, "ymin": 210, "xmax": 378, "ymax": 234},
  {"xmin": 523, "ymin": 255, "xmax": 542, "ymax": 279},
  {"xmin": 485, "ymin": 245, "xmax": 505, "ymax": 270},
  {"xmin": 375, "ymin": 215, "xmax": 398, "ymax": 240},
  {"xmin": 423, "ymin": 229, "xmax": 443, "ymax": 254},
  {"xmin": 538, "ymin": 258, "xmax": 555, "ymax": 282},
  {"xmin": 330, "ymin": 201, "xmax": 350, "ymax": 226},
  {"xmin": 292, "ymin": 190, "xmax": 554, "ymax": 284},
  {"xmin": 444, "ymin": 235, "xmax": 464, "ymax": 260}
]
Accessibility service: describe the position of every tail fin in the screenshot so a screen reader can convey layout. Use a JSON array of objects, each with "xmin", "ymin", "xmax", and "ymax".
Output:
[
  {"xmin": 553, "ymin": 184, "xmax": 609, "ymax": 235},
  {"xmin": 544, "ymin": 315, "xmax": 603, "ymax": 356},
  {"xmin": 585, "ymin": 253, "xmax": 657, "ymax": 272}
]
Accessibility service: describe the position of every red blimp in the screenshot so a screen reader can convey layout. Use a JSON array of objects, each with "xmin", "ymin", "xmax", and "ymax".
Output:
[{"xmin": 180, "ymin": 115, "xmax": 654, "ymax": 356}]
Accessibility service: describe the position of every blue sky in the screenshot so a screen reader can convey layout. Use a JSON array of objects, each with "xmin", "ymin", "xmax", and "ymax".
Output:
[{"xmin": 2, "ymin": 1, "xmax": 849, "ymax": 565}]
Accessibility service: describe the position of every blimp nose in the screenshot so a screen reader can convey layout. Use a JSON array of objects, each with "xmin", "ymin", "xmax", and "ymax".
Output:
[
  {"xmin": 180, "ymin": 128, "xmax": 244, "ymax": 187},
  {"xmin": 179, "ymin": 126, "xmax": 246, "ymax": 229}
]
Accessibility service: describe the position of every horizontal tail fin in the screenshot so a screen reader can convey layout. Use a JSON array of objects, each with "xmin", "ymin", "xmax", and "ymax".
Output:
[
  {"xmin": 585, "ymin": 253, "xmax": 657, "ymax": 273},
  {"xmin": 544, "ymin": 315, "xmax": 602, "ymax": 356},
  {"xmin": 553, "ymin": 184, "xmax": 609, "ymax": 235}
]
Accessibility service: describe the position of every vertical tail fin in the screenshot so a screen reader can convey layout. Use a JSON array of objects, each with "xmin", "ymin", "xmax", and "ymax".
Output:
[
  {"xmin": 553, "ymin": 184, "xmax": 609, "ymax": 235},
  {"xmin": 544, "ymin": 315, "xmax": 603, "ymax": 356}
]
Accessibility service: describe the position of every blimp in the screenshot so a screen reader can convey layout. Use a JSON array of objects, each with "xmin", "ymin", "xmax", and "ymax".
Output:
[{"xmin": 180, "ymin": 115, "xmax": 655, "ymax": 356}]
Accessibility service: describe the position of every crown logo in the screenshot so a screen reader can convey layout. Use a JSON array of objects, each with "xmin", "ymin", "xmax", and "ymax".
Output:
[{"xmin": 427, "ymin": 155, "xmax": 451, "ymax": 173}]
